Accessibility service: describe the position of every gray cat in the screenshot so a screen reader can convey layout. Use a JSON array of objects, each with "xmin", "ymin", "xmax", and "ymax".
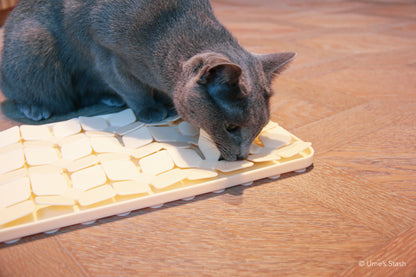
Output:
[{"xmin": 0, "ymin": 0, "xmax": 295, "ymax": 160}]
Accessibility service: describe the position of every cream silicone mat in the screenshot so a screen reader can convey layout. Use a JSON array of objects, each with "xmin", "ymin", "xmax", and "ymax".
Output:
[{"xmin": 0, "ymin": 109, "xmax": 313, "ymax": 243}]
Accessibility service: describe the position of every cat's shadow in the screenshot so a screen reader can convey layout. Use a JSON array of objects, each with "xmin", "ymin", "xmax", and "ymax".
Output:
[{"xmin": 1, "ymin": 99, "xmax": 126, "ymax": 125}]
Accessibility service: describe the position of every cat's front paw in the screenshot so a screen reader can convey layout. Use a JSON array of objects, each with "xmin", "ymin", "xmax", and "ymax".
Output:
[
  {"xmin": 136, "ymin": 104, "xmax": 168, "ymax": 123},
  {"xmin": 17, "ymin": 103, "xmax": 52, "ymax": 121}
]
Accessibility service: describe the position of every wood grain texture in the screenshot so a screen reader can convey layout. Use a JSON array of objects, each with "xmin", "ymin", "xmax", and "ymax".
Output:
[
  {"xmin": 340, "ymin": 224, "xmax": 416, "ymax": 277},
  {"xmin": 0, "ymin": 0, "xmax": 17, "ymax": 10},
  {"xmin": 279, "ymin": 159, "xmax": 416, "ymax": 237},
  {"xmin": 319, "ymin": 118, "xmax": 416, "ymax": 201},
  {"xmin": 291, "ymin": 101, "xmax": 400, "ymax": 154},
  {"xmin": 1, "ymin": 0, "xmax": 416, "ymax": 276},
  {"xmin": 0, "ymin": 236, "xmax": 88, "ymax": 277},
  {"xmin": 56, "ymin": 182, "xmax": 386, "ymax": 277}
]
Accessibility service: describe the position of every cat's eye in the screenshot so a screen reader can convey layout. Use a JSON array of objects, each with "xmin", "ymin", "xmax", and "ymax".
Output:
[{"xmin": 224, "ymin": 123, "xmax": 240, "ymax": 133}]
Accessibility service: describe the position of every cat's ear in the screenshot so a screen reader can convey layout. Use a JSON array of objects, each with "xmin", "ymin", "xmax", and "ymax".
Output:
[
  {"xmin": 198, "ymin": 60, "xmax": 242, "ymax": 87},
  {"xmin": 258, "ymin": 52, "xmax": 296, "ymax": 81},
  {"xmin": 197, "ymin": 58, "xmax": 246, "ymax": 103},
  {"xmin": 196, "ymin": 57, "xmax": 247, "ymax": 121}
]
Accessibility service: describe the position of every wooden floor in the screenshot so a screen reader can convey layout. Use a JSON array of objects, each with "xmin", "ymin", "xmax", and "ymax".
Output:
[{"xmin": 1, "ymin": 0, "xmax": 416, "ymax": 276}]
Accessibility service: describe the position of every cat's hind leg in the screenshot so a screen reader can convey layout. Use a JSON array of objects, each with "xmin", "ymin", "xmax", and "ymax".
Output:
[
  {"xmin": 1, "ymin": 21, "xmax": 76, "ymax": 121},
  {"xmin": 17, "ymin": 104, "xmax": 52, "ymax": 122}
]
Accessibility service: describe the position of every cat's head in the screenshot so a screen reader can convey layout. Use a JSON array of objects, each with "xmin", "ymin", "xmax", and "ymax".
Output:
[{"xmin": 174, "ymin": 51, "xmax": 295, "ymax": 161}]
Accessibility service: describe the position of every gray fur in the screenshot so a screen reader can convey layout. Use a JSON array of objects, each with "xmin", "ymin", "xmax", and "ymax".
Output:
[{"xmin": 0, "ymin": 0, "xmax": 295, "ymax": 160}]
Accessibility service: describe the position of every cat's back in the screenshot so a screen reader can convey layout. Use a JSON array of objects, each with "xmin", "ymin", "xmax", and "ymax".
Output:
[
  {"xmin": 86, "ymin": 0, "xmax": 231, "ymax": 63},
  {"xmin": 3, "ymin": 0, "xmax": 59, "ymax": 35},
  {"xmin": 88, "ymin": 0, "xmax": 217, "ymax": 39},
  {"xmin": 5, "ymin": 0, "xmax": 223, "ymax": 47}
]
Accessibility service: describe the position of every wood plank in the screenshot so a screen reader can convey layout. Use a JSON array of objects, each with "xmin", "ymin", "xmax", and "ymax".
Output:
[
  {"xmin": 279, "ymin": 159, "xmax": 416, "ymax": 237},
  {"xmin": 340, "ymin": 224, "xmax": 416, "ymax": 277},
  {"xmin": 269, "ymin": 76, "xmax": 366, "ymax": 130},
  {"xmin": 320, "ymin": 123, "xmax": 416, "ymax": 201},
  {"xmin": 0, "ymin": 236, "xmax": 88, "ymax": 277},
  {"xmin": 304, "ymin": 65, "xmax": 416, "ymax": 101},
  {"xmin": 270, "ymin": 89, "xmax": 335, "ymax": 130},
  {"xmin": 274, "ymin": 77, "xmax": 367, "ymax": 114},
  {"xmin": 291, "ymin": 101, "xmax": 407, "ymax": 155},
  {"xmin": 286, "ymin": 46, "xmax": 416, "ymax": 102},
  {"xmin": 56, "ymin": 182, "xmax": 385, "ymax": 277}
]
